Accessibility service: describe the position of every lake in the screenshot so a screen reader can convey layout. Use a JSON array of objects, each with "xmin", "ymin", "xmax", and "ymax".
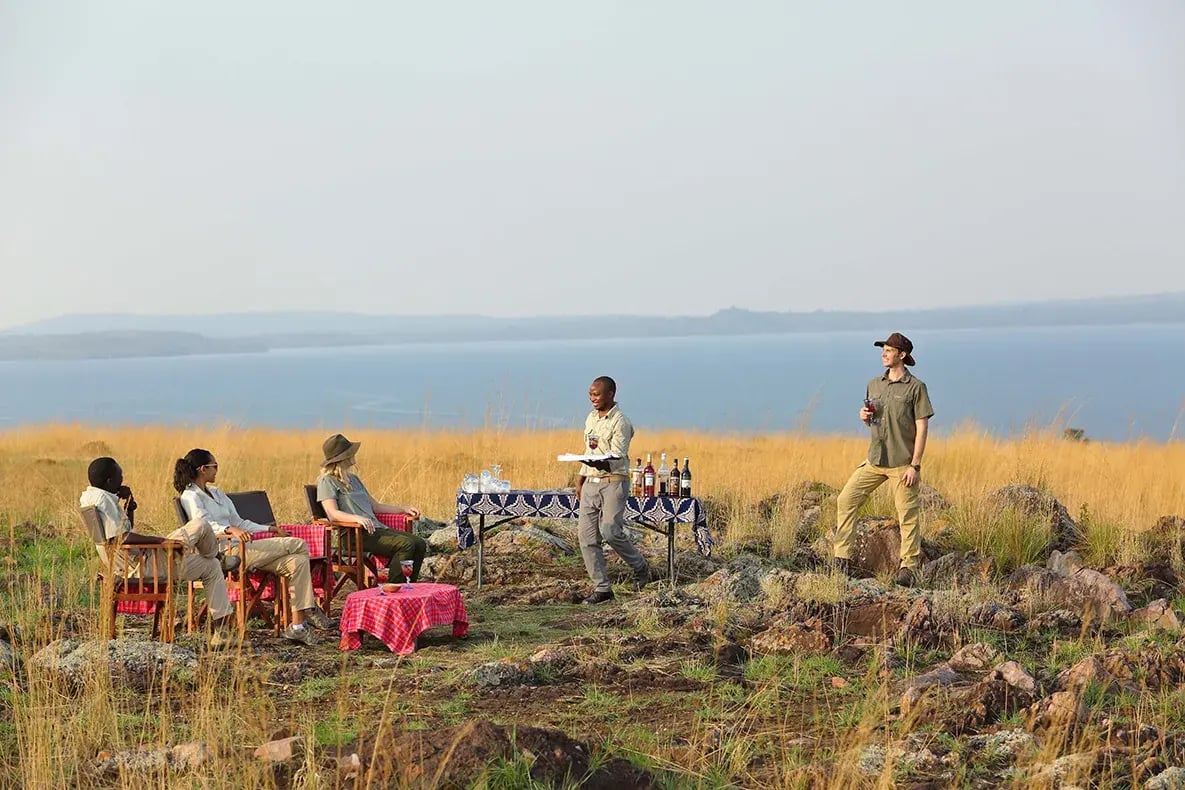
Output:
[{"xmin": 2, "ymin": 324, "xmax": 1183, "ymax": 442}]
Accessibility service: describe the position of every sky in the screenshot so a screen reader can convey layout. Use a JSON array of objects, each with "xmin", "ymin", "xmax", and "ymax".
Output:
[{"xmin": 1, "ymin": 1, "xmax": 1183, "ymax": 329}]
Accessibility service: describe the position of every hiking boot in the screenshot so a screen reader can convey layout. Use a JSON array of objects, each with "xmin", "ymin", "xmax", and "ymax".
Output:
[
  {"xmin": 894, "ymin": 566, "xmax": 917, "ymax": 587},
  {"xmin": 217, "ymin": 551, "xmax": 241, "ymax": 576},
  {"xmin": 581, "ymin": 589, "xmax": 615, "ymax": 605},
  {"xmin": 302, "ymin": 607, "xmax": 336, "ymax": 630},
  {"xmin": 281, "ymin": 625, "xmax": 320, "ymax": 646},
  {"xmin": 632, "ymin": 565, "xmax": 652, "ymax": 592}
]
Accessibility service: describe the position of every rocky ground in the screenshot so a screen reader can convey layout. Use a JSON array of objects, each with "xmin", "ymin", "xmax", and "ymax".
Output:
[{"xmin": 6, "ymin": 482, "xmax": 1185, "ymax": 788}]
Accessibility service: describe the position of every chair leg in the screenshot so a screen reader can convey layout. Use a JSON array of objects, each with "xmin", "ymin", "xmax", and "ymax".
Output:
[{"xmin": 187, "ymin": 582, "xmax": 197, "ymax": 633}]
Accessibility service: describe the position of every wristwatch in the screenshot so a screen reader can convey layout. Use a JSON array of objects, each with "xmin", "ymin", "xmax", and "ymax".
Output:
[{"xmin": 910, "ymin": 464, "xmax": 921, "ymax": 471}]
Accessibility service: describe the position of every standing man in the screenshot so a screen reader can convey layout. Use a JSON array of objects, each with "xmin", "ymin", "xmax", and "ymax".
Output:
[
  {"xmin": 833, "ymin": 333, "xmax": 934, "ymax": 586},
  {"xmin": 575, "ymin": 375, "xmax": 651, "ymax": 604}
]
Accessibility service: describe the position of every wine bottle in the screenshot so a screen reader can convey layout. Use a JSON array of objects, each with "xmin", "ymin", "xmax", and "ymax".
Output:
[
  {"xmin": 669, "ymin": 458, "xmax": 680, "ymax": 498},
  {"xmin": 680, "ymin": 457, "xmax": 692, "ymax": 497},
  {"xmin": 631, "ymin": 458, "xmax": 643, "ymax": 497},
  {"xmin": 643, "ymin": 454, "xmax": 656, "ymax": 497}
]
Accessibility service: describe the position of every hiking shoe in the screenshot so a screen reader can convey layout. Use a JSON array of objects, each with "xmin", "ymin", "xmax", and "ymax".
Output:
[
  {"xmin": 632, "ymin": 566, "xmax": 652, "ymax": 591},
  {"xmin": 281, "ymin": 625, "xmax": 320, "ymax": 646},
  {"xmin": 302, "ymin": 607, "xmax": 336, "ymax": 630},
  {"xmin": 894, "ymin": 566, "xmax": 917, "ymax": 587},
  {"xmin": 581, "ymin": 589, "xmax": 615, "ymax": 605},
  {"xmin": 217, "ymin": 552, "xmax": 241, "ymax": 576}
]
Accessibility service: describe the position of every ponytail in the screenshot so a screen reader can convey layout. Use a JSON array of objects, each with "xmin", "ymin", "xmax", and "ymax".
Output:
[{"xmin": 173, "ymin": 448, "xmax": 214, "ymax": 492}]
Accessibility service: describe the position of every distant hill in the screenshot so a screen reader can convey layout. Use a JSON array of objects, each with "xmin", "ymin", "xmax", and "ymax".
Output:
[{"xmin": 3, "ymin": 292, "xmax": 1183, "ymax": 361}]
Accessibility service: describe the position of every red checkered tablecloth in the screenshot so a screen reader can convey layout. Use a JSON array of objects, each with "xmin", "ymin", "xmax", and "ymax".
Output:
[
  {"xmin": 338, "ymin": 584, "xmax": 467, "ymax": 653},
  {"xmin": 375, "ymin": 512, "xmax": 412, "ymax": 532}
]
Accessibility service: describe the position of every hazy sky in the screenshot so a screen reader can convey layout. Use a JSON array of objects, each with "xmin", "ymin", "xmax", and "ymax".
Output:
[{"xmin": 2, "ymin": 2, "xmax": 1183, "ymax": 328}]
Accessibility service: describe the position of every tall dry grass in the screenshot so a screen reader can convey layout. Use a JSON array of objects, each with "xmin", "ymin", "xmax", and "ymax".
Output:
[
  {"xmin": 2, "ymin": 423, "xmax": 1182, "ymax": 542},
  {"xmin": 3, "ymin": 423, "xmax": 1185, "ymax": 786}
]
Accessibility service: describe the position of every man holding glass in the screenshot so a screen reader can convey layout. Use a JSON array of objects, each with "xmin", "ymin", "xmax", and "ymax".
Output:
[
  {"xmin": 833, "ymin": 333, "xmax": 934, "ymax": 586},
  {"xmin": 575, "ymin": 375, "xmax": 651, "ymax": 604}
]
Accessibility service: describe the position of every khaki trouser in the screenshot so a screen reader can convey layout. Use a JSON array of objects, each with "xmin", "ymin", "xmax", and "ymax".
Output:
[
  {"xmin": 578, "ymin": 479, "xmax": 648, "ymax": 593},
  {"xmin": 239, "ymin": 537, "xmax": 316, "ymax": 612},
  {"xmin": 833, "ymin": 462, "xmax": 922, "ymax": 569},
  {"xmin": 123, "ymin": 518, "xmax": 233, "ymax": 620}
]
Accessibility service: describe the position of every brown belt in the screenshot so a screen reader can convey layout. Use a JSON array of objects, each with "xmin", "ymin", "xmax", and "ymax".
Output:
[{"xmin": 585, "ymin": 474, "xmax": 629, "ymax": 484}]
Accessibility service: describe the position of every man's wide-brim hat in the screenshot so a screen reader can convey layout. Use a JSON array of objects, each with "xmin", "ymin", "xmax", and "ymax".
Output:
[
  {"xmin": 874, "ymin": 332, "xmax": 916, "ymax": 366},
  {"xmin": 322, "ymin": 433, "xmax": 361, "ymax": 465}
]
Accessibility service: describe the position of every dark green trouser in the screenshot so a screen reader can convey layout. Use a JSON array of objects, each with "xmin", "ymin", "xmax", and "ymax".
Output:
[{"xmin": 363, "ymin": 527, "xmax": 428, "ymax": 580}]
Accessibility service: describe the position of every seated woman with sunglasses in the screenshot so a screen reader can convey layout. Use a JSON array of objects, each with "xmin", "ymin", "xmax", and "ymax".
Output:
[
  {"xmin": 175, "ymin": 448, "xmax": 333, "ymax": 646},
  {"xmin": 316, "ymin": 433, "xmax": 428, "ymax": 581}
]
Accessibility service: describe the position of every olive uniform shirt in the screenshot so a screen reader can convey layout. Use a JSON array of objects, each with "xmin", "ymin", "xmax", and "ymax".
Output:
[
  {"xmin": 866, "ymin": 370, "xmax": 934, "ymax": 468},
  {"xmin": 579, "ymin": 404, "xmax": 634, "ymax": 478}
]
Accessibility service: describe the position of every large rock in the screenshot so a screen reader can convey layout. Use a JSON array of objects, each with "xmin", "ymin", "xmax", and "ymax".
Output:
[
  {"xmin": 1147, "ymin": 767, "xmax": 1185, "ymax": 790},
  {"xmin": 918, "ymin": 551, "xmax": 993, "ymax": 589},
  {"xmin": 1008, "ymin": 551, "xmax": 1131, "ymax": 622},
  {"xmin": 1025, "ymin": 690, "xmax": 1087, "ymax": 736},
  {"xmin": 966, "ymin": 729, "xmax": 1035, "ymax": 765},
  {"xmin": 947, "ymin": 643, "xmax": 999, "ymax": 672},
  {"xmin": 749, "ymin": 618, "xmax": 830, "ymax": 655},
  {"xmin": 847, "ymin": 518, "xmax": 903, "ymax": 577},
  {"xmin": 968, "ymin": 601, "xmax": 1026, "ymax": 632},
  {"xmin": 1128, "ymin": 599, "xmax": 1181, "ymax": 632},
  {"xmin": 254, "ymin": 736, "xmax": 304, "ymax": 763},
  {"xmin": 427, "ymin": 524, "xmax": 459, "ymax": 551},
  {"xmin": 842, "ymin": 600, "xmax": 910, "ymax": 638},
  {"xmin": 899, "ymin": 664, "xmax": 961, "ymax": 714},
  {"xmin": 700, "ymin": 554, "xmax": 772, "ymax": 602},
  {"xmin": 93, "ymin": 742, "xmax": 212, "ymax": 776},
  {"xmin": 986, "ymin": 484, "xmax": 1079, "ymax": 551},
  {"xmin": 28, "ymin": 639, "xmax": 198, "ymax": 691},
  {"xmin": 485, "ymin": 525, "xmax": 575, "ymax": 557}
]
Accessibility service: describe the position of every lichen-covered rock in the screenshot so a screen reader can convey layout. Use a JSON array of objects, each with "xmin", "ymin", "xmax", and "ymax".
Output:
[
  {"xmin": 947, "ymin": 643, "xmax": 999, "ymax": 672},
  {"xmin": 1128, "ymin": 599, "xmax": 1181, "ymax": 632},
  {"xmin": 1146, "ymin": 766, "xmax": 1185, "ymax": 790},
  {"xmin": 1028, "ymin": 608, "xmax": 1082, "ymax": 634},
  {"xmin": 986, "ymin": 484, "xmax": 1079, "ymax": 551},
  {"xmin": 968, "ymin": 601, "xmax": 1026, "ymax": 632},
  {"xmin": 919, "ymin": 552, "xmax": 994, "ymax": 589},
  {"xmin": 966, "ymin": 729, "xmax": 1035, "ymax": 764},
  {"xmin": 29, "ymin": 639, "xmax": 198, "ymax": 691},
  {"xmin": 749, "ymin": 618, "xmax": 830, "ymax": 655}
]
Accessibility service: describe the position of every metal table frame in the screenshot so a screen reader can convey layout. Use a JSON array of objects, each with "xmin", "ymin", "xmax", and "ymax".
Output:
[{"xmin": 471, "ymin": 513, "xmax": 680, "ymax": 589}]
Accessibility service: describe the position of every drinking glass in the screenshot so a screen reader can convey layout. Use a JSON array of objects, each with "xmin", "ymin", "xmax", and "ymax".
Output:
[
  {"xmin": 586, "ymin": 434, "xmax": 599, "ymax": 452},
  {"xmin": 401, "ymin": 560, "xmax": 415, "ymax": 590},
  {"xmin": 479, "ymin": 470, "xmax": 493, "ymax": 492},
  {"xmin": 462, "ymin": 473, "xmax": 479, "ymax": 493},
  {"xmin": 864, "ymin": 398, "xmax": 881, "ymax": 426}
]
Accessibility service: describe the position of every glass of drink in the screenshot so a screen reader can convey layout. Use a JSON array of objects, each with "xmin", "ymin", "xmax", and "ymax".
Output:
[
  {"xmin": 587, "ymin": 434, "xmax": 599, "ymax": 452},
  {"xmin": 864, "ymin": 398, "xmax": 880, "ymax": 426},
  {"xmin": 401, "ymin": 560, "xmax": 414, "ymax": 590}
]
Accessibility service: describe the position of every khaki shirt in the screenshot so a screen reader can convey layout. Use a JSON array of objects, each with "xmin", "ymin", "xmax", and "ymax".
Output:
[
  {"xmin": 579, "ymin": 404, "xmax": 633, "ymax": 478},
  {"xmin": 866, "ymin": 370, "xmax": 934, "ymax": 468}
]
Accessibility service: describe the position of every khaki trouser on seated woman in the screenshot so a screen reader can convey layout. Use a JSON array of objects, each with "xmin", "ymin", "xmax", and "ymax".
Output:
[
  {"xmin": 133, "ymin": 517, "xmax": 233, "ymax": 621},
  {"xmin": 239, "ymin": 537, "xmax": 316, "ymax": 611}
]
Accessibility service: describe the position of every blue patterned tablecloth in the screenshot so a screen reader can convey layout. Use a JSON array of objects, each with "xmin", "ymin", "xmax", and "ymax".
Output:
[{"xmin": 455, "ymin": 490, "xmax": 715, "ymax": 556}]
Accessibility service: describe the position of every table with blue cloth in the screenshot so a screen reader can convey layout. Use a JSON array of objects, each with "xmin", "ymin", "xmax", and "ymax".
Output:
[{"xmin": 455, "ymin": 490, "xmax": 715, "ymax": 588}]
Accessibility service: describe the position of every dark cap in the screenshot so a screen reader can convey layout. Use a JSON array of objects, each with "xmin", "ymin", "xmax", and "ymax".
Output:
[
  {"xmin": 874, "ymin": 332, "xmax": 916, "ymax": 366},
  {"xmin": 322, "ymin": 433, "xmax": 361, "ymax": 465}
]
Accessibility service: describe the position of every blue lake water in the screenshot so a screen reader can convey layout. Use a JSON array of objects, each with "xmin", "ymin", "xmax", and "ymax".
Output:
[{"xmin": 1, "ymin": 324, "xmax": 1183, "ymax": 442}]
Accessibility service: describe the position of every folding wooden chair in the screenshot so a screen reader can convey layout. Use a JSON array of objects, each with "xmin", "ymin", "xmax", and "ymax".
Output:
[
  {"xmin": 304, "ymin": 484, "xmax": 387, "ymax": 599},
  {"xmin": 227, "ymin": 490, "xmax": 333, "ymax": 616},
  {"xmin": 173, "ymin": 498, "xmax": 289, "ymax": 637},
  {"xmin": 80, "ymin": 506, "xmax": 184, "ymax": 642}
]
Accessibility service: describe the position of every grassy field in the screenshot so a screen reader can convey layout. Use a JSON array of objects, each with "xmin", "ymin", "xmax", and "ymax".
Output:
[{"xmin": 1, "ymin": 424, "xmax": 1184, "ymax": 788}]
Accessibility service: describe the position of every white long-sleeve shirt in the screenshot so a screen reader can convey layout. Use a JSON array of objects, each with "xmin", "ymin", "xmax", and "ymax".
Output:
[{"xmin": 179, "ymin": 484, "xmax": 268, "ymax": 535}]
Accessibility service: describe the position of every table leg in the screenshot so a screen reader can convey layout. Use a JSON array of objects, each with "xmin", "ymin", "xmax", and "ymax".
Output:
[
  {"xmin": 477, "ymin": 515, "xmax": 485, "ymax": 589},
  {"xmin": 667, "ymin": 519, "xmax": 676, "ymax": 589}
]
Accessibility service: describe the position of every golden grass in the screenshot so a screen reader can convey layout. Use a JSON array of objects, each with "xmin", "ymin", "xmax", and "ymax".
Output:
[
  {"xmin": 2, "ymin": 423, "xmax": 1184, "ymax": 785},
  {"xmin": 1, "ymin": 423, "xmax": 1182, "ymax": 541}
]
